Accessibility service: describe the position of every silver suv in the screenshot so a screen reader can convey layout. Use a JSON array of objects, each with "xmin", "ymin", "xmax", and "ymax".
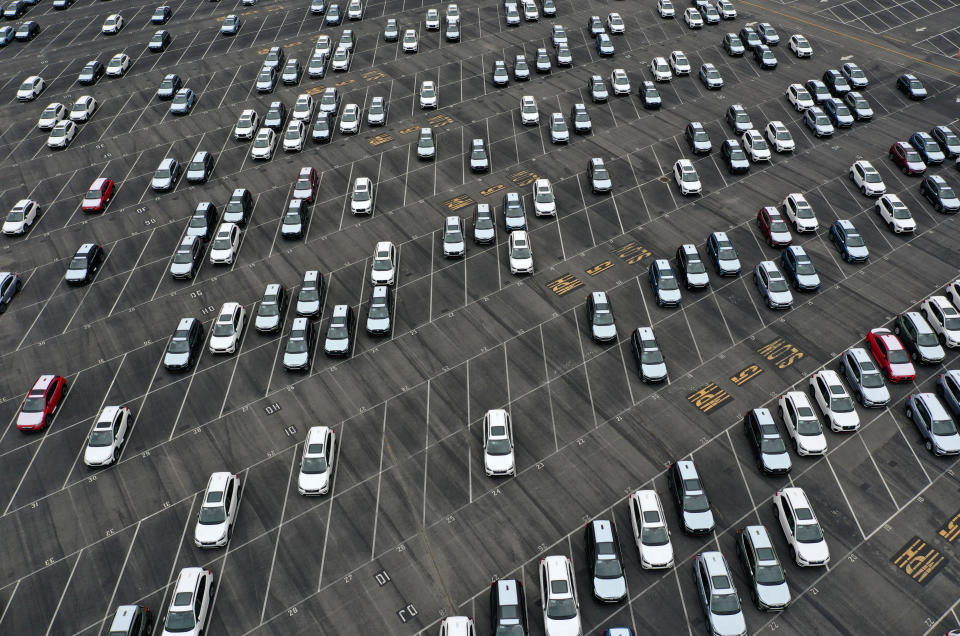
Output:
[
  {"xmin": 694, "ymin": 551, "xmax": 747, "ymax": 636},
  {"xmin": 839, "ymin": 347, "xmax": 890, "ymax": 407},
  {"xmin": 906, "ymin": 392, "xmax": 960, "ymax": 456}
]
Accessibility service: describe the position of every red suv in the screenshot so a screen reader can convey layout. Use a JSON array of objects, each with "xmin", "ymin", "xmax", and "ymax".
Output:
[
  {"xmin": 81, "ymin": 177, "xmax": 116, "ymax": 212},
  {"xmin": 16, "ymin": 375, "xmax": 68, "ymax": 431},
  {"xmin": 888, "ymin": 142, "xmax": 925, "ymax": 176},
  {"xmin": 865, "ymin": 328, "xmax": 916, "ymax": 382},
  {"xmin": 756, "ymin": 206, "xmax": 792, "ymax": 247},
  {"xmin": 292, "ymin": 166, "xmax": 319, "ymax": 202}
]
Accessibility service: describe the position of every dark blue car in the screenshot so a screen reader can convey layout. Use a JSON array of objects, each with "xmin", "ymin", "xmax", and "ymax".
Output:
[
  {"xmin": 830, "ymin": 219, "xmax": 869, "ymax": 263},
  {"xmin": 780, "ymin": 245, "xmax": 821, "ymax": 291},
  {"xmin": 909, "ymin": 131, "xmax": 945, "ymax": 164}
]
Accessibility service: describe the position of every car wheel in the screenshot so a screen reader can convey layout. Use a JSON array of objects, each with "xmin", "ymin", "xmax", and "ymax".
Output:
[
  {"xmin": 860, "ymin": 185, "xmax": 867, "ymax": 195},
  {"xmin": 936, "ymin": 383, "xmax": 945, "ymax": 398},
  {"xmin": 848, "ymin": 171, "xmax": 854, "ymax": 181},
  {"xmin": 925, "ymin": 440, "xmax": 933, "ymax": 452},
  {"xmin": 936, "ymin": 202, "xmax": 943, "ymax": 212},
  {"xmin": 789, "ymin": 545, "xmax": 797, "ymax": 564},
  {"xmin": 112, "ymin": 448, "xmax": 119, "ymax": 463},
  {"xmin": 888, "ymin": 221, "xmax": 894, "ymax": 231},
  {"xmin": 808, "ymin": 385, "xmax": 815, "ymax": 399},
  {"xmin": 906, "ymin": 406, "xmax": 913, "ymax": 419},
  {"xmin": 793, "ymin": 438, "xmax": 799, "ymax": 453},
  {"xmin": 912, "ymin": 351, "xmax": 919, "ymax": 361},
  {"xmin": 939, "ymin": 334, "xmax": 947, "ymax": 346}
]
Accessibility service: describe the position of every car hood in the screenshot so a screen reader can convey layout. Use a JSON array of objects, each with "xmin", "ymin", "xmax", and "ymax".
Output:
[
  {"xmin": 170, "ymin": 261, "xmax": 194, "ymax": 276},
  {"xmin": 2, "ymin": 220, "xmax": 25, "ymax": 233},
  {"xmin": 795, "ymin": 272, "xmax": 820, "ymax": 289},
  {"xmin": 366, "ymin": 316, "xmax": 390, "ymax": 333},
  {"xmin": 683, "ymin": 508, "xmax": 714, "ymax": 532},
  {"xmin": 917, "ymin": 342, "xmax": 945, "ymax": 360},
  {"xmin": 894, "ymin": 217, "xmax": 916, "ymax": 231},
  {"xmin": 687, "ymin": 271, "xmax": 709, "ymax": 286},
  {"xmin": 861, "ymin": 385, "xmax": 890, "ymax": 405},
  {"xmin": 17, "ymin": 411, "xmax": 44, "ymax": 427},
  {"xmin": 798, "ymin": 539, "xmax": 830, "ymax": 563},
  {"xmin": 846, "ymin": 244, "xmax": 869, "ymax": 259},
  {"xmin": 831, "ymin": 410, "xmax": 860, "ymax": 429},
  {"xmin": 505, "ymin": 216, "xmax": 525, "ymax": 231},
  {"xmin": 325, "ymin": 337, "xmax": 349, "ymax": 353},
  {"xmin": 933, "ymin": 432, "xmax": 960, "ymax": 454},
  {"xmin": 593, "ymin": 574, "xmax": 626, "ymax": 601},
  {"xmin": 511, "ymin": 255, "xmax": 533, "ymax": 270},
  {"xmin": 660, "ymin": 288, "xmax": 682, "ymax": 303},
  {"xmin": 719, "ymin": 257, "xmax": 741, "ymax": 273},
  {"xmin": 194, "ymin": 522, "xmax": 227, "ymax": 545},
  {"xmin": 543, "ymin": 615, "xmax": 582, "ymax": 636},
  {"xmin": 298, "ymin": 471, "xmax": 329, "ymax": 492},
  {"xmin": 284, "ymin": 351, "xmax": 310, "ymax": 368},
  {"xmin": 640, "ymin": 541, "xmax": 673, "ymax": 566},
  {"xmin": 151, "ymin": 177, "xmax": 171, "ymax": 188},
  {"xmin": 209, "ymin": 334, "xmax": 235, "ymax": 349},
  {"xmin": 761, "ymin": 450, "xmax": 792, "ymax": 472},
  {"xmin": 711, "ymin": 611, "xmax": 747, "ymax": 636},
  {"xmin": 553, "ymin": 128, "xmax": 570, "ymax": 138},
  {"xmin": 445, "ymin": 239, "xmax": 465, "ymax": 254},
  {"xmin": 65, "ymin": 269, "xmax": 87, "ymax": 281},
  {"xmin": 474, "ymin": 227, "xmax": 495, "ymax": 241},
  {"xmin": 297, "ymin": 300, "xmax": 320, "ymax": 316},
  {"xmin": 371, "ymin": 271, "xmax": 393, "ymax": 284},
  {"xmin": 906, "ymin": 160, "xmax": 925, "ymax": 171},
  {"xmin": 594, "ymin": 177, "xmax": 612, "ymax": 188},
  {"xmin": 534, "ymin": 200, "xmax": 555, "ymax": 214},
  {"xmin": 256, "ymin": 314, "xmax": 280, "ymax": 331},
  {"xmin": 484, "ymin": 452, "xmax": 514, "ymax": 473},
  {"xmin": 799, "ymin": 432, "xmax": 828, "ymax": 454},
  {"xmin": 694, "ymin": 141, "xmax": 711, "ymax": 151},
  {"xmin": 164, "ymin": 351, "xmax": 191, "ymax": 367},
  {"xmin": 888, "ymin": 361, "xmax": 915, "ymax": 378},
  {"xmin": 591, "ymin": 324, "xmax": 617, "ymax": 341},
  {"xmin": 641, "ymin": 361, "xmax": 667, "ymax": 381}
]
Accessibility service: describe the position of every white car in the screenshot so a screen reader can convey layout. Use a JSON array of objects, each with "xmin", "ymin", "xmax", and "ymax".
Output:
[
  {"xmin": 921, "ymin": 296, "xmax": 960, "ymax": 348},
  {"xmin": 209, "ymin": 302, "xmax": 246, "ymax": 354},
  {"xmin": 315, "ymin": 34, "xmax": 331, "ymax": 56},
  {"xmin": 540, "ymin": 556, "xmax": 582, "ymax": 636},
  {"xmin": 234, "ymin": 109, "xmax": 260, "ymax": 140},
  {"xmin": 69, "ymin": 95, "xmax": 98, "ymax": 122},
  {"xmin": 673, "ymin": 159, "xmax": 701, "ymax": 195},
  {"xmin": 549, "ymin": 112, "xmax": 569, "ymax": 144},
  {"xmin": 715, "ymin": 0, "xmax": 736, "ymax": 19},
  {"xmin": 508, "ymin": 230, "xmax": 534, "ymax": 275},
  {"xmin": 782, "ymin": 193, "xmax": 818, "ymax": 232},
  {"xmin": 351, "ymin": 176, "xmax": 374, "ymax": 214},
  {"xmin": 657, "ymin": 0, "xmax": 675, "ymax": 17},
  {"xmin": 370, "ymin": 240, "xmax": 397, "ymax": 285},
  {"xmin": 774, "ymin": 488, "xmax": 830, "ymax": 567},
  {"xmin": 47, "ymin": 120, "xmax": 77, "ymax": 149},
  {"xmin": 520, "ymin": 95, "xmax": 539, "ymax": 125},
  {"xmin": 446, "ymin": 3, "xmax": 460, "ymax": 24},
  {"xmin": 251, "ymin": 128, "xmax": 277, "ymax": 160},
  {"xmin": 809, "ymin": 369, "xmax": 859, "ymax": 432},
  {"xmin": 161, "ymin": 568, "xmax": 212, "ymax": 636},
  {"xmin": 788, "ymin": 34, "xmax": 813, "ymax": 57},
  {"xmin": 347, "ymin": 0, "xmax": 363, "ymax": 19},
  {"xmin": 425, "ymin": 7, "xmax": 440, "ymax": 29},
  {"xmin": 17, "ymin": 75, "xmax": 44, "ymax": 102},
  {"xmin": 765, "ymin": 121, "xmax": 795, "ymax": 152},
  {"xmin": 402, "ymin": 29, "xmax": 418, "ymax": 52},
  {"xmin": 778, "ymin": 391, "xmax": 827, "ymax": 456},
  {"xmin": 532, "ymin": 178, "xmax": 556, "ymax": 216},
  {"xmin": 850, "ymin": 159, "xmax": 885, "ymax": 196},
  {"xmin": 683, "ymin": 7, "xmax": 703, "ymax": 27},
  {"xmin": 669, "ymin": 50, "xmax": 690, "ymax": 75},
  {"xmin": 102, "ymin": 13, "xmax": 124, "ymax": 34},
  {"xmin": 37, "ymin": 102, "xmax": 66, "ymax": 130},
  {"xmin": 741, "ymin": 129, "xmax": 771, "ymax": 162},
  {"xmin": 876, "ymin": 194, "xmax": 916, "ymax": 233},
  {"xmin": 607, "ymin": 12, "xmax": 624, "ymax": 33},
  {"xmin": 194, "ymin": 472, "xmax": 240, "ymax": 547},
  {"xmin": 292, "ymin": 94, "xmax": 314, "ymax": 121},
  {"xmin": 209, "ymin": 223, "xmax": 241, "ymax": 265},
  {"xmin": 650, "ymin": 57, "xmax": 671, "ymax": 81},
  {"xmin": 339, "ymin": 103, "xmax": 360, "ymax": 133},
  {"xmin": 610, "ymin": 68, "xmax": 630, "ymax": 95},
  {"xmin": 106, "ymin": 53, "xmax": 131, "ymax": 77},
  {"xmin": 629, "ymin": 489, "xmax": 674, "ymax": 569},
  {"xmin": 419, "ymin": 80, "xmax": 437, "ymax": 109},
  {"xmin": 83, "ymin": 405, "xmax": 130, "ymax": 467},
  {"xmin": 3, "ymin": 199, "xmax": 39, "ymax": 235},
  {"xmin": 523, "ymin": 0, "xmax": 538, "ymax": 20},
  {"xmin": 786, "ymin": 83, "xmax": 814, "ymax": 111},
  {"xmin": 331, "ymin": 46, "xmax": 351, "ymax": 71},
  {"xmin": 299, "ymin": 426, "xmax": 336, "ymax": 495},
  {"xmin": 483, "ymin": 409, "xmax": 515, "ymax": 475},
  {"xmin": 282, "ymin": 120, "xmax": 306, "ymax": 151}
]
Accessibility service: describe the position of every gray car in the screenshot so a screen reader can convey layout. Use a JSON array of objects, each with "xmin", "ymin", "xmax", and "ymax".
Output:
[
  {"xmin": 501, "ymin": 192, "xmax": 526, "ymax": 231},
  {"xmin": 737, "ymin": 525, "xmax": 791, "ymax": 611},
  {"xmin": 938, "ymin": 370, "xmax": 960, "ymax": 418},
  {"xmin": 255, "ymin": 283, "xmax": 287, "ymax": 333},
  {"xmin": 744, "ymin": 408, "xmax": 791, "ymax": 474},
  {"xmin": 470, "ymin": 138, "xmax": 489, "ymax": 172},
  {"xmin": 670, "ymin": 460, "xmax": 715, "ymax": 534},
  {"xmin": 472, "ymin": 203, "xmax": 495, "ymax": 243},
  {"xmin": 366, "ymin": 285, "xmax": 392, "ymax": 334},
  {"xmin": 907, "ymin": 393, "xmax": 960, "ymax": 456},
  {"xmin": 324, "ymin": 304, "xmax": 352, "ymax": 356},
  {"xmin": 631, "ymin": 327, "xmax": 666, "ymax": 382},
  {"xmin": 283, "ymin": 318, "xmax": 314, "ymax": 371},
  {"xmin": 367, "ymin": 96, "xmax": 387, "ymax": 126},
  {"xmin": 694, "ymin": 552, "xmax": 747, "ymax": 636},
  {"xmin": 417, "ymin": 126, "xmax": 435, "ymax": 159},
  {"xmin": 840, "ymin": 347, "xmax": 890, "ymax": 407},
  {"xmin": 754, "ymin": 261, "xmax": 793, "ymax": 309},
  {"xmin": 0, "ymin": 271, "xmax": 22, "ymax": 313},
  {"xmin": 169, "ymin": 235, "xmax": 203, "ymax": 280}
]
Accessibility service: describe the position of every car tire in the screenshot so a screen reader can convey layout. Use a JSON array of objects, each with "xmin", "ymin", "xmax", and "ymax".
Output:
[
  {"xmin": 925, "ymin": 440, "xmax": 933, "ymax": 452},
  {"xmin": 911, "ymin": 351, "xmax": 918, "ymax": 361},
  {"xmin": 860, "ymin": 185, "xmax": 866, "ymax": 195},
  {"xmin": 939, "ymin": 334, "xmax": 947, "ymax": 346},
  {"xmin": 848, "ymin": 171, "xmax": 854, "ymax": 181},
  {"xmin": 792, "ymin": 438, "xmax": 799, "ymax": 454},
  {"xmin": 936, "ymin": 202, "xmax": 943, "ymax": 212},
  {"xmin": 808, "ymin": 385, "xmax": 815, "ymax": 399},
  {"xmin": 906, "ymin": 406, "xmax": 913, "ymax": 419},
  {"xmin": 936, "ymin": 383, "xmax": 945, "ymax": 398}
]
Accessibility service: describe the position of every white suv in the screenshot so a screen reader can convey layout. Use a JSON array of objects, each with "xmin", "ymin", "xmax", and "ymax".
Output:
[
  {"xmin": 298, "ymin": 426, "xmax": 336, "ymax": 495},
  {"xmin": 650, "ymin": 57, "xmax": 671, "ymax": 81},
  {"xmin": 209, "ymin": 223, "xmax": 240, "ymax": 265},
  {"xmin": 234, "ymin": 109, "xmax": 260, "ymax": 140},
  {"xmin": 351, "ymin": 177, "xmax": 374, "ymax": 214},
  {"xmin": 83, "ymin": 405, "xmax": 130, "ymax": 467},
  {"xmin": 610, "ymin": 68, "xmax": 630, "ymax": 95},
  {"xmin": 161, "ymin": 568, "xmax": 213, "ymax": 636},
  {"xmin": 628, "ymin": 489, "xmax": 674, "ymax": 569},
  {"xmin": 876, "ymin": 194, "xmax": 916, "ymax": 234},
  {"xmin": 741, "ymin": 129, "xmax": 771, "ymax": 162},
  {"xmin": 539, "ymin": 555, "xmax": 582, "ymax": 636},
  {"xmin": 773, "ymin": 488, "xmax": 830, "ymax": 567},
  {"xmin": 208, "ymin": 302, "xmax": 246, "ymax": 354},
  {"xmin": 921, "ymin": 295, "xmax": 960, "ymax": 348},
  {"xmin": 370, "ymin": 241, "xmax": 397, "ymax": 285},
  {"xmin": 765, "ymin": 120, "xmax": 795, "ymax": 152},
  {"xmin": 520, "ymin": 95, "xmax": 539, "ymax": 125},
  {"xmin": 782, "ymin": 193, "xmax": 818, "ymax": 232},
  {"xmin": 483, "ymin": 409, "xmax": 515, "ymax": 476},
  {"xmin": 849, "ymin": 159, "xmax": 885, "ymax": 196},
  {"xmin": 778, "ymin": 391, "xmax": 826, "ymax": 455},
  {"xmin": 809, "ymin": 369, "xmax": 859, "ymax": 432},
  {"xmin": 532, "ymin": 178, "xmax": 556, "ymax": 216},
  {"xmin": 250, "ymin": 128, "xmax": 277, "ymax": 160},
  {"xmin": 194, "ymin": 472, "xmax": 240, "ymax": 548}
]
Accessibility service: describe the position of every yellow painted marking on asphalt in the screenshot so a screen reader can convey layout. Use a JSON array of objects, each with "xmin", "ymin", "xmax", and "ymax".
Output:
[
  {"xmin": 480, "ymin": 184, "xmax": 505, "ymax": 196},
  {"xmin": 730, "ymin": 364, "xmax": 763, "ymax": 386},
  {"xmin": 585, "ymin": 260, "xmax": 614, "ymax": 276},
  {"xmin": 546, "ymin": 274, "xmax": 584, "ymax": 296}
]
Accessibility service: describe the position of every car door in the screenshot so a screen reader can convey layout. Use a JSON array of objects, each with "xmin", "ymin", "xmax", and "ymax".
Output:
[
  {"xmin": 224, "ymin": 478, "xmax": 236, "ymax": 526},
  {"xmin": 194, "ymin": 577, "xmax": 208, "ymax": 626}
]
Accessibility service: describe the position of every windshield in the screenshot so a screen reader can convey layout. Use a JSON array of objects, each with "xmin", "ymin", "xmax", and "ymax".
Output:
[
  {"xmin": 511, "ymin": 244, "xmax": 531, "ymax": 259},
  {"xmin": 418, "ymin": 136, "xmax": 432, "ymax": 148},
  {"xmin": 944, "ymin": 316, "xmax": 960, "ymax": 330},
  {"xmin": 717, "ymin": 245, "xmax": 736, "ymax": 260},
  {"xmin": 795, "ymin": 260, "xmax": 816, "ymax": 275},
  {"xmin": 87, "ymin": 429, "xmax": 114, "ymax": 447},
  {"xmin": 756, "ymin": 563, "xmax": 785, "ymax": 585},
  {"xmin": 551, "ymin": 119, "xmax": 565, "ymax": 132},
  {"xmin": 286, "ymin": 335, "xmax": 308, "ymax": 354},
  {"xmin": 830, "ymin": 396, "xmax": 855, "ymax": 412},
  {"xmin": 168, "ymin": 337, "xmax": 189, "ymax": 354},
  {"xmin": 816, "ymin": 115, "xmax": 830, "ymax": 126},
  {"xmin": 486, "ymin": 437, "xmax": 511, "ymax": 455},
  {"xmin": 373, "ymin": 257, "xmax": 392, "ymax": 271},
  {"xmin": 476, "ymin": 213, "xmax": 493, "ymax": 229},
  {"xmin": 422, "ymin": 86, "xmax": 435, "ymax": 97},
  {"xmin": 164, "ymin": 611, "xmax": 196, "ymax": 632},
  {"xmin": 286, "ymin": 128, "xmax": 300, "ymax": 139},
  {"xmin": 302, "ymin": 456, "xmax": 328, "ymax": 473},
  {"xmin": 471, "ymin": 149, "xmax": 486, "ymax": 160},
  {"xmin": 445, "ymin": 228, "xmax": 463, "ymax": 243},
  {"xmin": 254, "ymin": 137, "xmax": 269, "ymax": 148},
  {"xmin": 767, "ymin": 277, "xmax": 788, "ymax": 293},
  {"xmin": 891, "ymin": 205, "xmax": 911, "ymax": 220},
  {"xmin": 659, "ymin": 274, "xmax": 678, "ymax": 290},
  {"xmin": 796, "ymin": 414, "xmax": 821, "ymax": 435},
  {"xmin": 284, "ymin": 211, "xmax": 302, "ymax": 225},
  {"xmin": 173, "ymin": 250, "xmax": 193, "ymax": 265},
  {"xmin": 645, "ymin": 88, "xmax": 659, "ymax": 98},
  {"xmin": 155, "ymin": 168, "xmax": 171, "ymax": 179},
  {"xmin": 864, "ymin": 171, "xmax": 881, "ymax": 183},
  {"xmin": 68, "ymin": 257, "xmax": 87, "ymax": 270},
  {"xmin": 795, "ymin": 523, "xmax": 824, "ymax": 543},
  {"xmin": 710, "ymin": 592, "xmax": 741, "ymax": 615},
  {"xmin": 259, "ymin": 296, "xmax": 279, "ymax": 316},
  {"xmin": 592, "ymin": 304, "xmax": 613, "ymax": 325},
  {"xmin": 640, "ymin": 344, "xmax": 663, "ymax": 364},
  {"xmin": 593, "ymin": 167, "xmax": 609, "ymax": 180},
  {"xmin": 693, "ymin": 131, "xmax": 709, "ymax": 143},
  {"xmin": 174, "ymin": 93, "xmax": 188, "ymax": 104},
  {"xmin": 682, "ymin": 170, "xmax": 698, "ymax": 182},
  {"xmin": 683, "ymin": 493, "xmax": 710, "ymax": 513},
  {"xmin": 7, "ymin": 210, "xmax": 24, "ymax": 221},
  {"xmin": 593, "ymin": 554, "xmax": 622, "ymax": 578},
  {"xmin": 940, "ymin": 185, "xmax": 957, "ymax": 199},
  {"xmin": 860, "ymin": 370, "xmax": 884, "ymax": 388},
  {"xmin": 546, "ymin": 598, "xmax": 577, "ymax": 620},
  {"xmin": 536, "ymin": 190, "xmax": 553, "ymax": 203},
  {"xmin": 933, "ymin": 418, "xmax": 958, "ymax": 436},
  {"xmin": 835, "ymin": 104, "xmax": 850, "ymax": 116},
  {"xmin": 198, "ymin": 505, "xmax": 226, "ymax": 525},
  {"xmin": 909, "ymin": 80, "xmax": 923, "ymax": 89},
  {"xmin": 761, "ymin": 437, "xmax": 787, "ymax": 453},
  {"xmin": 794, "ymin": 203, "xmax": 814, "ymax": 218},
  {"xmin": 641, "ymin": 525, "xmax": 669, "ymax": 546},
  {"xmin": 887, "ymin": 348, "xmax": 909, "ymax": 364},
  {"xmin": 353, "ymin": 188, "xmax": 370, "ymax": 202},
  {"xmin": 212, "ymin": 321, "xmax": 235, "ymax": 337},
  {"xmin": 299, "ymin": 286, "xmax": 319, "ymax": 302},
  {"xmin": 916, "ymin": 332, "xmax": 938, "ymax": 346},
  {"xmin": 22, "ymin": 397, "xmax": 45, "ymax": 412},
  {"xmin": 189, "ymin": 161, "xmax": 205, "ymax": 171}
]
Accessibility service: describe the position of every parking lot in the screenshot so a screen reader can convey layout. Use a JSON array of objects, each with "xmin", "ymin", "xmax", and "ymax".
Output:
[{"xmin": 0, "ymin": 0, "xmax": 959, "ymax": 633}]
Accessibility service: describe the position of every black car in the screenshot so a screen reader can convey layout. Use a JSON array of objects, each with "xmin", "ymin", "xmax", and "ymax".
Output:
[
  {"xmin": 723, "ymin": 33, "xmax": 745, "ymax": 56},
  {"xmin": 897, "ymin": 73, "xmax": 927, "ymax": 100},
  {"xmin": 156, "ymin": 73, "xmax": 182, "ymax": 99},
  {"xmin": 365, "ymin": 285, "xmax": 392, "ymax": 335},
  {"xmin": 822, "ymin": 69, "xmax": 851, "ymax": 96},
  {"xmin": 490, "ymin": 579, "xmax": 528, "ymax": 635},
  {"xmin": 78, "ymin": 60, "xmax": 105, "ymax": 85},
  {"xmin": 743, "ymin": 408, "xmax": 791, "ymax": 474},
  {"xmin": 14, "ymin": 20, "xmax": 39, "ymax": 41},
  {"xmin": 312, "ymin": 111, "xmax": 332, "ymax": 143},
  {"xmin": 151, "ymin": 5, "xmax": 172, "ymax": 24},
  {"xmin": 149, "ymin": 29, "xmax": 171, "ymax": 52},
  {"xmin": 186, "ymin": 202, "xmax": 218, "ymax": 241},
  {"xmin": 753, "ymin": 44, "xmax": 777, "ymax": 69},
  {"xmin": 721, "ymin": 139, "xmax": 750, "ymax": 173},
  {"xmin": 931, "ymin": 125, "xmax": 960, "ymax": 157},
  {"xmin": 584, "ymin": 519, "xmax": 627, "ymax": 603},
  {"xmin": 65, "ymin": 243, "xmax": 104, "ymax": 285},
  {"xmin": 639, "ymin": 81, "xmax": 661, "ymax": 109},
  {"xmin": 3, "ymin": 0, "xmax": 26, "ymax": 19},
  {"xmin": 223, "ymin": 188, "xmax": 253, "ymax": 225}
]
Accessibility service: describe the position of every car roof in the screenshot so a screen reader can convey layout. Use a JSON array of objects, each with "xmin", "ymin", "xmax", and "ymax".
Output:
[
  {"xmin": 332, "ymin": 304, "xmax": 349, "ymax": 317},
  {"xmin": 542, "ymin": 555, "xmax": 571, "ymax": 583},
  {"xmin": 904, "ymin": 311, "xmax": 934, "ymax": 332},
  {"xmin": 32, "ymin": 374, "xmax": 57, "ymax": 391},
  {"xmin": 592, "ymin": 290, "xmax": 608, "ymax": 303},
  {"xmin": 779, "ymin": 486, "xmax": 811, "ymax": 509},
  {"xmin": 785, "ymin": 245, "xmax": 806, "ymax": 258},
  {"xmin": 750, "ymin": 407, "xmax": 775, "ymax": 426},
  {"xmin": 743, "ymin": 525, "xmax": 773, "ymax": 550},
  {"xmin": 109, "ymin": 605, "xmax": 140, "ymax": 631},
  {"xmin": 172, "ymin": 567, "xmax": 204, "ymax": 599},
  {"xmin": 698, "ymin": 551, "xmax": 729, "ymax": 577},
  {"xmin": 846, "ymin": 346, "xmax": 873, "ymax": 365},
  {"xmin": 633, "ymin": 488, "xmax": 661, "ymax": 510},
  {"xmin": 675, "ymin": 459, "xmax": 698, "ymax": 478},
  {"xmin": 204, "ymin": 471, "xmax": 233, "ymax": 496},
  {"xmin": 816, "ymin": 368, "xmax": 842, "ymax": 384},
  {"xmin": 590, "ymin": 519, "xmax": 615, "ymax": 543},
  {"xmin": 836, "ymin": 219, "xmax": 855, "ymax": 230},
  {"xmin": 634, "ymin": 326, "xmax": 656, "ymax": 340},
  {"xmin": 654, "ymin": 258, "xmax": 672, "ymax": 270},
  {"xmin": 928, "ymin": 295, "xmax": 956, "ymax": 311}
]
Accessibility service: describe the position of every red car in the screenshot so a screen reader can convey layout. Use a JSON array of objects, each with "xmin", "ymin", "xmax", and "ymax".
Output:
[
  {"xmin": 757, "ymin": 206, "xmax": 792, "ymax": 247},
  {"xmin": 866, "ymin": 328, "xmax": 916, "ymax": 382},
  {"xmin": 292, "ymin": 166, "xmax": 318, "ymax": 202},
  {"xmin": 16, "ymin": 374, "xmax": 68, "ymax": 431},
  {"xmin": 81, "ymin": 177, "xmax": 116, "ymax": 213},
  {"xmin": 888, "ymin": 142, "xmax": 926, "ymax": 176}
]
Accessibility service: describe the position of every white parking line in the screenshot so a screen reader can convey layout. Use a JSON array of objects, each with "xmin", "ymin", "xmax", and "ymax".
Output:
[
  {"xmin": 570, "ymin": 312, "xmax": 598, "ymax": 429},
  {"xmin": 421, "ymin": 380, "xmax": 432, "ymax": 527},
  {"xmin": 96, "ymin": 520, "xmax": 142, "ymax": 632},
  {"xmin": 672, "ymin": 566, "xmax": 694, "ymax": 636},
  {"xmin": 43, "ymin": 548, "xmax": 83, "ymax": 636},
  {"xmin": 0, "ymin": 578, "xmax": 20, "ymax": 628},
  {"xmin": 152, "ymin": 495, "xmax": 200, "ymax": 632},
  {"xmin": 825, "ymin": 453, "xmax": 866, "ymax": 539},
  {"xmin": 218, "ymin": 304, "xmax": 256, "ymax": 418},
  {"xmin": 259, "ymin": 448, "xmax": 298, "ymax": 624},
  {"xmin": 368, "ymin": 404, "xmax": 389, "ymax": 559}
]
